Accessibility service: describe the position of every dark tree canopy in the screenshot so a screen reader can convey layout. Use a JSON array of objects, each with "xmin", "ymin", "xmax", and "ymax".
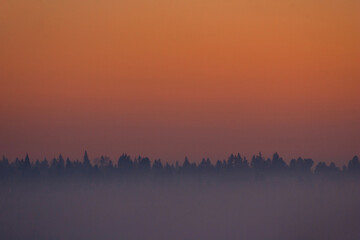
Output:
[{"xmin": 0, "ymin": 151, "xmax": 359, "ymax": 181}]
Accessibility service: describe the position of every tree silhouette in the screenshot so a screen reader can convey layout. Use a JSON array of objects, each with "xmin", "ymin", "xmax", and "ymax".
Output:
[
  {"xmin": 270, "ymin": 152, "xmax": 287, "ymax": 172},
  {"xmin": 348, "ymin": 156, "xmax": 360, "ymax": 175},
  {"xmin": 118, "ymin": 154, "xmax": 133, "ymax": 171},
  {"xmin": 138, "ymin": 157, "xmax": 151, "ymax": 170},
  {"xmin": 0, "ymin": 152, "xmax": 358, "ymax": 181},
  {"xmin": 152, "ymin": 159, "xmax": 163, "ymax": 170},
  {"xmin": 83, "ymin": 151, "xmax": 91, "ymax": 168},
  {"xmin": 183, "ymin": 156, "xmax": 191, "ymax": 169}
]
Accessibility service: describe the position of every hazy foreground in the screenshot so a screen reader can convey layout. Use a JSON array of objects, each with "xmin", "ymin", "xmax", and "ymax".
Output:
[{"xmin": 0, "ymin": 179, "xmax": 359, "ymax": 240}]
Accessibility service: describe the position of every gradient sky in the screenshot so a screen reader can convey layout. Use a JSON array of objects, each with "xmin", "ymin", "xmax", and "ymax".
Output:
[{"xmin": 1, "ymin": 0, "xmax": 359, "ymax": 164}]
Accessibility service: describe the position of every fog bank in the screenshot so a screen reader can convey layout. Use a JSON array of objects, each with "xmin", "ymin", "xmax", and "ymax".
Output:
[{"xmin": 1, "ymin": 180, "xmax": 359, "ymax": 240}]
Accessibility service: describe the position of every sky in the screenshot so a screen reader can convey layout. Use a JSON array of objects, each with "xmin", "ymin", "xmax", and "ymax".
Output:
[{"xmin": 0, "ymin": 0, "xmax": 359, "ymax": 165}]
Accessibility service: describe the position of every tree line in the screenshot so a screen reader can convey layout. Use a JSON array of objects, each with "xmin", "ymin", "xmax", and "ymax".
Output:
[{"xmin": 0, "ymin": 151, "xmax": 359, "ymax": 181}]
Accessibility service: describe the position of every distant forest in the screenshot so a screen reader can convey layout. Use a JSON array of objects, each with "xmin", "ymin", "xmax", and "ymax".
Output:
[{"xmin": 1, "ymin": 151, "xmax": 360, "ymax": 181}]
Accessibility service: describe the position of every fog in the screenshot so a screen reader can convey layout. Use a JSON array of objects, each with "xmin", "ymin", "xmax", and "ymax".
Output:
[{"xmin": 1, "ymin": 180, "xmax": 359, "ymax": 240}]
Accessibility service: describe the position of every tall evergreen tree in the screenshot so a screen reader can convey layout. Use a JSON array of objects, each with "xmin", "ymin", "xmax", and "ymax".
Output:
[{"xmin": 83, "ymin": 150, "xmax": 91, "ymax": 168}]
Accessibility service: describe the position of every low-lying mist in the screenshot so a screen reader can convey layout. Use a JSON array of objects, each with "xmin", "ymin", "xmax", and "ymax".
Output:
[{"xmin": 1, "ymin": 179, "xmax": 359, "ymax": 240}]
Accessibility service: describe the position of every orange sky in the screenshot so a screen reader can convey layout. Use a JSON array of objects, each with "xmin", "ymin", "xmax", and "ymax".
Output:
[{"xmin": 1, "ymin": 0, "xmax": 359, "ymax": 164}]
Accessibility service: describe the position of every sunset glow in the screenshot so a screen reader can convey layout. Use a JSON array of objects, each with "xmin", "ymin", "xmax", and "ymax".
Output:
[{"xmin": 1, "ymin": 0, "xmax": 359, "ymax": 163}]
